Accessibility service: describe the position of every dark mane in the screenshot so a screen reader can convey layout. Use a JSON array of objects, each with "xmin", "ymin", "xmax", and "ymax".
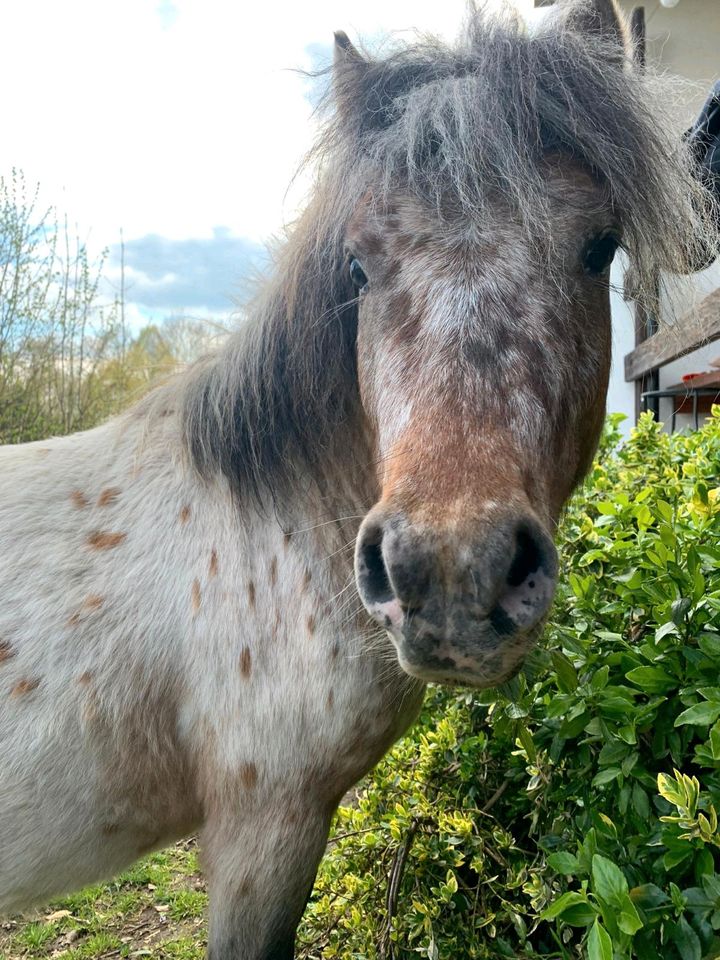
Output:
[{"xmin": 182, "ymin": 1, "xmax": 716, "ymax": 507}]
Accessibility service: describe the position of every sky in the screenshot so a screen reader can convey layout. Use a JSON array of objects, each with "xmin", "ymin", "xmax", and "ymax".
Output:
[{"xmin": 2, "ymin": 0, "xmax": 524, "ymax": 330}]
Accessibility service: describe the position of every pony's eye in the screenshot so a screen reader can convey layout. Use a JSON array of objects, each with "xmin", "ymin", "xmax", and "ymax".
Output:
[
  {"xmin": 349, "ymin": 258, "xmax": 368, "ymax": 289},
  {"xmin": 584, "ymin": 232, "xmax": 620, "ymax": 276}
]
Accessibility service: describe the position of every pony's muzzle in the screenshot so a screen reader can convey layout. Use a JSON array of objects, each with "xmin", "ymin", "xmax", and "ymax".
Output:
[{"xmin": 355, "ymin": 507, "xmax": 558, "ymax": 687}]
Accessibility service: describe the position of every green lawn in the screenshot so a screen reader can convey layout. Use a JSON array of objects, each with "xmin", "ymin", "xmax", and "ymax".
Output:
[{"xmin": 0, "ymin": 843, "xmax": 206, "ymax": 960}]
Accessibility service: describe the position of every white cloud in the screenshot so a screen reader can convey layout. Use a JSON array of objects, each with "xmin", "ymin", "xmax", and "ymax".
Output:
[{"xmin": 3, "ymin": 0, "xmax": 505, "ymax": 255}]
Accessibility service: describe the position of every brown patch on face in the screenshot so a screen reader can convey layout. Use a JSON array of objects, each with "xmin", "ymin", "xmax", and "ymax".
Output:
[
  {"xmin": 71, "ymin": 490, "xmax": 88, "ymax": 509},
  {"xmin": 307, "ymin": 614, "xmax": 316, "ymax": 636},
  {"xmin": 97, "ymin": 487, "xmax": 121, "ymax": 507},
  {"xmin": 326, "ymin": 689, "xmax": 334, "ymax": 711},
  {"xmin": 11, "ymin": 678, "xmax": 41, "ymax": 697},
  {"xmin": 78, "ymin": 671, "xmax": 93, "ymax": 685},
  {"xmin": 247, "ymin": 581, "xmax": 256, "ymax": 610},
  {"xmin": 191, "ymin": 579, "xmax": 202, "ymax": 615},
  {"xmin": 86, "ymin": 531, "xmax": 127, "ymax": 550},
  {"xmin": 269, "ymin": 556, "xmax": 277, "ymax": 587},
  {"xmin": 0, "ymin": 641, "xmax": 15, "ymax": 664},
  {"xmin": 67, "ymin": 612, "xmax": 81, "ymax": 627},
  {"xmin": 239, "ymin": 646, "xmax": 252, "ymax": 678},
  {"xmin": 239, "ymin": 762, "xmax": 258, "ymax": 789},
  {"xmin": 209, "ymin": 549, "xmax": 219, "ymax": 578},
  {"xmin": 179, "ymin": 505, "xmax": 191, "ymax": 524}
]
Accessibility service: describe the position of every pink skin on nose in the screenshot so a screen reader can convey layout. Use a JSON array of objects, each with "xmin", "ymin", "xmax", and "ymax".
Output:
[
  {"xmin": 372, "ymin": 598, "xmax": 405, "ymax": 632},
  {"xmin": 498, "ymin": 568, "xmax": 554, "ymax": 630}
]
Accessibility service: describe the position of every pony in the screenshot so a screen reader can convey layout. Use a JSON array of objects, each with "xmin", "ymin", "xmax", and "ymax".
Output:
[{"xmin": 0, "ymin": 1, "xmax": 713, "ymax": 957}]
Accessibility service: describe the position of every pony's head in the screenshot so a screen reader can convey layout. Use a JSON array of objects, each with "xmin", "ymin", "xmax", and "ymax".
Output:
[
  {"xmin": 330, "ymin": 0, "xmax": 710, "ymax": 685},
  {"xmin": 184, "ymin": 0, "xmax": 714, "ymax": 689}
]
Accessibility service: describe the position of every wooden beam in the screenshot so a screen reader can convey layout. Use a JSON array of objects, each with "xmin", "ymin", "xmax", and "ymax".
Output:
[{"xmin": 624, "ymin": 286, "xmax": 720, "ymax": 382}]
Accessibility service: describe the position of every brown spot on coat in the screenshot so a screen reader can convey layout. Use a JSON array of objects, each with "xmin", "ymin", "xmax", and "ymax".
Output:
[
  {"xmin": 86, "ymin": 531, "xmax": 127, "ymax": 550},
  {"xmin": 239, "ymin": 646, "xmax": 252, "ymax": 679},
  {"xmin": 302, "ymin": 569, "xmax": 312, "ymax": 589},
  {"xmin": 331, "ymin": 642, "xmax": 340, "ymax": 660},
  {"xmin": 307, "ymin": 614, "xmax": 316, "ymax": 635},
  {"xmin": 78, "ymin": 671, "xmax": 93, "ymax": 685},
  {"xmin": 11, "ymin": 678, "xmax": 41, "ymax": 697},
  {"xmin": 269, "ymin": 556, "xmax": 277, "ymax": 587},
  {"xmin": 283, "ymin": 532, "xmax": 291, "ymax": 550},
  {"xmin": 247, "ymin": 581, "xmax": 256, "ymax": 610},
  {"xmin": 97, "ymin": 487, "xmax": 121, "ymax": 507},
  {"xmin": 179, "ymin": 505, "xmax": 191, "ymax": 524},
  {"xmin": 191, "ymin": 579, "xmax": 202, "ymax": 614},
  {"xmin": 0, "ymin": 641, "xmax": 15, "ymax": 664},
  {"xmin": 69, "ymin": 594, "xmax": 105, "ymax": 627},
  {"xmin": 209, "ymin": 549, "xmax": 218, "ymax": 578},
  {"xmin": 327, "ymin": 689, "xmax": 334, "ymax": 710},
  {"xmin": 102, "ymin": 823, "xmax": 120, "ymax": 835},
  {"xmin": 71, "ymin": 490, "xmax": 88, "ymax": 509},
  {"xmin": 239, "ymin": 762, "xmax": 258, "ymax": 789}
]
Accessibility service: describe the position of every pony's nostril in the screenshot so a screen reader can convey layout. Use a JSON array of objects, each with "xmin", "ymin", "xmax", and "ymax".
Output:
[
  {"xmin": 506, "ymin": 528, "xmax": 542, "ymax": 588},
  {"xmin": 357, "ymin": 529, "xmax": 395, "ymax": 606},
  {"xmin": 493, "ymin": 523, "xmax": 557, "ymax": 632}
]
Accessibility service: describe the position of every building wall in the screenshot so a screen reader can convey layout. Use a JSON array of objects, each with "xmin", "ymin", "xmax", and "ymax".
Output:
[
  {"xmin": 521, "ymin": 0, "xmax": 720, "ymax": 434},
  {"xmin": 616, "ymin": 1, "xmax": 720, "ymax": 431},
  {"xmin": 616, "ymin": 0, "xmax": 720, "ymax": 123}
]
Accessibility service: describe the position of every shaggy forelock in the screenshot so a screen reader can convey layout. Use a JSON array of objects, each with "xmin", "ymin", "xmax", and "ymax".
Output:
[
  {"xmin": 327, "ymin": 2, "xmax": 715, "ymax": 285},
  {"xmin": 182, "ymin": 1, "xmax": 718, "ymax": 508}
]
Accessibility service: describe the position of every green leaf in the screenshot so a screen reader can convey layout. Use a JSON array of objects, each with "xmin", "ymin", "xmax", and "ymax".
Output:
[
  {"xmin": 698, "ymin": 632, "xmax": 720, "ymax": 659},
  {"xmin": 630, "ymin": 884, "xmax": 671, "ymax": 910},
  {"xmin": 672, "ymin": 597, "xmax": 693, "ymax": 625},
  {"xmin": 632, "ymin": 783, "xmax": 650, "ymax": 819},
  {"xmin": 592, "ymin": 854, "xmax": 629, "ymax": 905},
  {"xmin": 587, "ymin": 918, "xmax": 612, "ymax": 960},
  {"xmin": 625, "ymin": 665, "xmax": 676, "ymax": 693},
  {"xmin": 656, "ymin": 622, "xmax": 679, "ymax": 642},
  {"xmin": 617, "ymin": 893, "xmax": 644, "ymax": 934},
  {"xmin": 541, "ymin": 891, "xmax": 592, "ymax": 921},
  {"xmin": 674, "ymin": 702, "xmax": 720, "ymax": 727},
  {"xmin": 551, "ymin": 650, "xmax": 579, "ymax": 693},
  {"xmin": 592, "ymin": 767, "xmax": 622, "ymax": 787},
  {"xmin": 547, "ymin": 852, "xmax": 580, "ymax": 875},
  {"xmin": 672, "ymin": 916, "xmax": 702, "ymax": 960}
]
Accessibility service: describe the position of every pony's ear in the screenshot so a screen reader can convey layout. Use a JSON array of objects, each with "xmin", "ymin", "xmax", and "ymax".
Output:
[
  {"xmin": 564, "ymin": 0, "xmax": 630, "ymax": 53},
  {"xmin": 333, "ymin": 31, "xmax": 371, "ymax": 125},
  {"xmin": 333, "ymin": 31, "xmax": 368, "ymax": 81}
]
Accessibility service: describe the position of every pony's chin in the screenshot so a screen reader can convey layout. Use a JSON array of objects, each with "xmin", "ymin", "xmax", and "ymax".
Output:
[{"xmin": 392, "ymin": 642, "xmax": 528, "ymax": 689}]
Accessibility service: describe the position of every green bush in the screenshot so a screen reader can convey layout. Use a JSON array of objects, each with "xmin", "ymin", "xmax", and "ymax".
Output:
[{"xmin": 298, "ymin": 409, "xmax": 720, "ymax": 960}]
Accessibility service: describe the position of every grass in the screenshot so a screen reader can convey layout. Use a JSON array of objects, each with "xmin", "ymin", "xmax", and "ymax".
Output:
[{"xmin": 0, "ymin": 842, "xmax": 207, "ymax": 960}]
